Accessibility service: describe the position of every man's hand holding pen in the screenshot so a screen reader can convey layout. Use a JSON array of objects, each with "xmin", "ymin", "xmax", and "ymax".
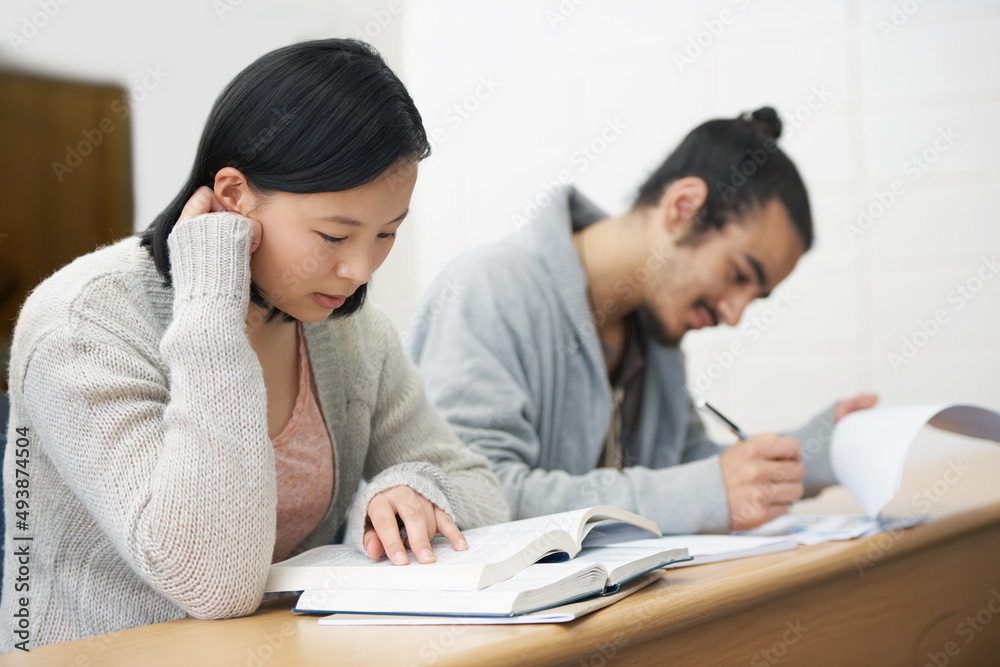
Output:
[
  {"xmin": 704, "ymin": 393, "xmax": 880, "ymax": 530},
  {"xmin": 720, "ymin": 434, "xmax": 805, "ymax": 531}
]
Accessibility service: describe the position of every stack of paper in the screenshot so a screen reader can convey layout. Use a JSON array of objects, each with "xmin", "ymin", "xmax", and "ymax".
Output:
[{"xmin": 739, "ymin": 514, "xmax": 928, "ymax": 545}]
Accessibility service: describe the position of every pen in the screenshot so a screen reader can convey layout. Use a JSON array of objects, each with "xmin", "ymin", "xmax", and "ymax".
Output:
[{"xmin": 692, "ymin": 396, "xmax": 751, "ymax": 441}]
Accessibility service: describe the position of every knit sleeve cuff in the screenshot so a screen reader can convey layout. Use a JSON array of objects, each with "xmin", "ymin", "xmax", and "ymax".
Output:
[
  {"xmin": 347, "ymin": 463, "xmax": 456, "ymax": 550},
  {"xmin": 789, "ymin": 404, "xmax": 839, "ymax": 497},
  {"xmin": 166, "ymin": 213, "xmax": 253, "ymax": 304}
]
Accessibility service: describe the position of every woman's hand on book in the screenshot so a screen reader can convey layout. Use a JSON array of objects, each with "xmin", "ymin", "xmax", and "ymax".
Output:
[{"xmin": 363, "ymin": 486, "xmax": 468, "ymax": 565}]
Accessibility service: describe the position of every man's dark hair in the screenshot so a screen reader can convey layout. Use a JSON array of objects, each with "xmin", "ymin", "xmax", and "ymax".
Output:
[
  {"xmin": 633, "ymin": 106, "xmax": 812, "ymax": 250},
  {"xmin": 140, "ymin": 38, "xmax": 431, "ymax": 322}
]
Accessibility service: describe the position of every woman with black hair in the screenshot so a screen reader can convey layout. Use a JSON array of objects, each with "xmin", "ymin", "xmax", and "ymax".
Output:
[{"xmin": 1, "ymin": 38, "xmax": 508, "ymax": 650}]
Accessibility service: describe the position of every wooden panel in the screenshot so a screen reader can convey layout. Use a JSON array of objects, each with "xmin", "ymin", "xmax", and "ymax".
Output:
[
  {"xmin": 609, "ymin": 525, "xmax": 1000, "ymax": 667},
  {"xmin": 0, "ymin": 70, "xmax": 133, "ymax": 391}
]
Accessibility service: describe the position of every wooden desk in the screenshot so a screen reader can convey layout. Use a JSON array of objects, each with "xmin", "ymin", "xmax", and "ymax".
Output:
[{"xmin": 5, "ymin": 449, "xmax": 1000, "ymax": 667}]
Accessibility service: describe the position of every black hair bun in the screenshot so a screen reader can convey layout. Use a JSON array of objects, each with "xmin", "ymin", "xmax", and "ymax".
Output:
[{"xmin": 740, "ymin": 106, "xmax": 782, "ymax": 140}]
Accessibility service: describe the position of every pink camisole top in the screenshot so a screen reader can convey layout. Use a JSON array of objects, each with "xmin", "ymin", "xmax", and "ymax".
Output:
[{"xmin": 270, "ymin": 324, "xmax": 335, "ymax": 563}]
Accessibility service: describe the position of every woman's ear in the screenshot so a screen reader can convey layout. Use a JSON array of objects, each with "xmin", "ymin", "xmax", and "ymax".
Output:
[
  {"xmin": 213, "ymin": 167, "xmax": 256, "ymax": 216},
  {"xmin": 657, "ymin": 177, "xmax": 709, "ymax": 241}
]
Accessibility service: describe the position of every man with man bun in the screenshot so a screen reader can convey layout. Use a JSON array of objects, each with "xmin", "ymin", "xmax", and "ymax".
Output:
[{"xmin": 407, "ymin": 107, "xmax": 877, "ymax": 533}]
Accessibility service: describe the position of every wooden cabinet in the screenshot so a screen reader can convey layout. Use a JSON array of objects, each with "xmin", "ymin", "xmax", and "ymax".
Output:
[{"xmin": 0, "ymin": 70, "xmax": 133, "ymax": 391}]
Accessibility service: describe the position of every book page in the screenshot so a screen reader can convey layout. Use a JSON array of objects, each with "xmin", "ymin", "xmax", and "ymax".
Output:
[
  {"xmin": 572, "ymin": 545, "xmax": 689, "ymax": 584},
  {"xmin": 576, "ymin": 507, "xmax": 661, "ymax": 543},
  {"xmin": 460, "ymin": 560, "xmax": 599, "ymax": 593},
  {"xmin": 830, "ymin": 403, "xmax": 1000, "ymax": 516},
  {"xmin": 481, "ymin": 508, "xmax": 594, "ymax": 536},
  {"xmin": 267, "ymin": 511, "xmax": 591, "ymax": 593},
  {"xmin": 273, "ymin": 508, "xmax": 652, "ymax": 571},
  {"xmin": 583, "ymin": 525, "xmax": 797, "ymax": 566},
  {"xmin": 572, "ymin": 546, "xmax": 677, "ymax": 567},
  {"xmin": 273, "ymin": 545, "xmax": 378, "ymax": 568},
  {"xmin": 273, "ymin": 522, "xmax": 571, "ymax": 571},
  {"xmin": 583, "ymin": 522, "xmax": 668, "ymax": 547}
]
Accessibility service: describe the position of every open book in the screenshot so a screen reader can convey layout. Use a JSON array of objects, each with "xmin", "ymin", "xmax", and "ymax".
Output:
[
  {"xmin": 265, "ymin": 506, "xmax": 661, "ymax": 593},
  {"xmin": 316, "ymin": 571, "xmax": 663, "ymax": 625},
  {"xmin": 295, "ymin": 546, "xmax": 689, "ymax": 617}
]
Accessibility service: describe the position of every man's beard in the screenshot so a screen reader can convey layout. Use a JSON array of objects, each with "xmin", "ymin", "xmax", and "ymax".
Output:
[{"xmin": 637, "ymin": 305, "xmax": 683, "ymax": 348}]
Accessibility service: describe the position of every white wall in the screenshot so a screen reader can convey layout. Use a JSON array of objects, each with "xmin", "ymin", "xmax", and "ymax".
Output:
[
  {"xmin": 5, "ymin": 0, "xmax": 999, "ymax": 460},
  {"xmin": 400, "ymin": 0, "xmax": 1000, "ymax": 459},
  {"xmin": 1, "ymin": 0, "xmax": 419, "ymax": 320}
]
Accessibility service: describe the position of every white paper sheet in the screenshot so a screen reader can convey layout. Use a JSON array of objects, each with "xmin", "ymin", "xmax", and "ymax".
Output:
[
  {"xmin": 739, "ymin": 514, "xmax": 928, "ymax": 545},
  {"xmin": 830, "ymin": 403, "xmax": 1000, "ymax": 517},
  {"xmin": 583, "ymin": 524, "xmax": 797, "ymax": 564}
]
